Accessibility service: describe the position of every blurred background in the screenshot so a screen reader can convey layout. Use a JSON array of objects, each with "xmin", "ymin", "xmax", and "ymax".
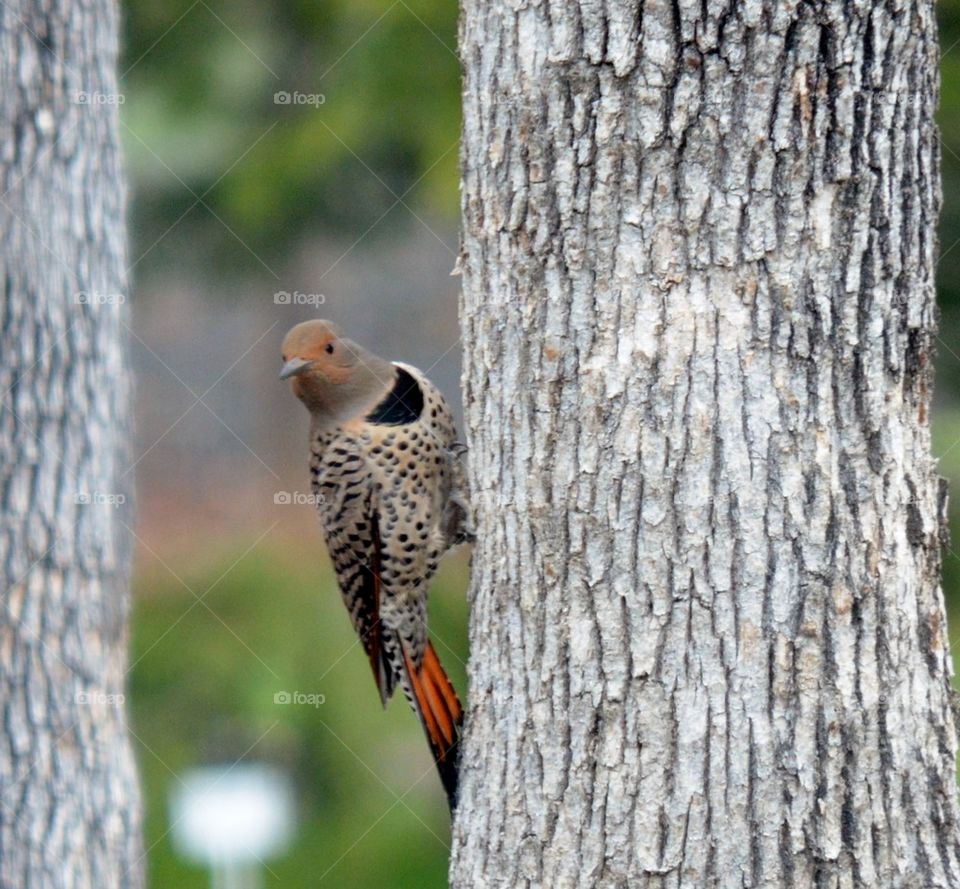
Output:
[
  {"xmin": 122, "ymin": 0, "xmax": 463, "ymax": 885},
  {"xmin": 120, "ymin": 1, "xmax": 960, "ymax": 886}
]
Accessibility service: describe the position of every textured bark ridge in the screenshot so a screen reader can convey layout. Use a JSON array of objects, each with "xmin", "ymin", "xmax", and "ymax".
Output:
[
  {"xmin": 0, "ymin": 2, "xmax": 142, "ymax": 887},
  {"xmin": 454, "ymin": 1, "xmax": 958, "ymax": 886}
]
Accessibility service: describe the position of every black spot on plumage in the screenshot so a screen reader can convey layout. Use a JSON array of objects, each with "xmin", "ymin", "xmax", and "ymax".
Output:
[{"xmin": 365, "ymin": 367, "xmax": 424, "ymax": 426}]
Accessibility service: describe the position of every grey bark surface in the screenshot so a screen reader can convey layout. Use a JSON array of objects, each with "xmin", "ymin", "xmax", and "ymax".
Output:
[
  {"xmin": 453, "ymin": 1, "xmax": 959, "ymax": 887},
  {"xmin": 0, "ymin": 2, "xmax": 142, "ymax": 887}
]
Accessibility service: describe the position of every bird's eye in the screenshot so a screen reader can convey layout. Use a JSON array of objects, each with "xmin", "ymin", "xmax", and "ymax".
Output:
[
  {"xmin": 281, "ymin": 355, "xmax": 287, "ymax": 362},
  {"xmin": 325, "ymin": 343, "xmax": 334, "ymax": 354}
]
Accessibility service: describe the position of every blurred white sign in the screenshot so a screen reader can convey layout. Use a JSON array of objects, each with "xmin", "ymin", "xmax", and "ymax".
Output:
[{"xmin": 170, "ymin": 762, "xmax": 295, "ymax": 886}]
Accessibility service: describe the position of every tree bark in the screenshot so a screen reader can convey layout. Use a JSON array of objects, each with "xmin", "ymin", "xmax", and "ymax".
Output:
[
  {"xmin": 453, "ymin": 1, "xmax": 959, "ymax": 887},
  {"xmin": 0, "ymin": 2, "xmax": 142, "ymax": 886}
]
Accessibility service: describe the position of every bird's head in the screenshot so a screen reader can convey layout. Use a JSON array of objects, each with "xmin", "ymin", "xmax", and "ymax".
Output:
[{"xmin": 280, "ymin": 319, "xmax": 394, "ymax": 421}]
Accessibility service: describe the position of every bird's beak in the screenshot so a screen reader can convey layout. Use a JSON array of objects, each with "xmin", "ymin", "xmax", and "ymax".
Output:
[{"xmin": 279, "ymin": 357, "xmax": 315, "ymax": 380}]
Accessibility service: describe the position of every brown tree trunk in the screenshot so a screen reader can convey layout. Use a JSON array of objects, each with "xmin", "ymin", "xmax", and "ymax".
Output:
[
  {"xmin": 453, "ymin": 1, "xmax": 960, "ymax": 886},
  {"xmin": 0, "ymin": 2, "xmax": 142, "ymax": 886}
]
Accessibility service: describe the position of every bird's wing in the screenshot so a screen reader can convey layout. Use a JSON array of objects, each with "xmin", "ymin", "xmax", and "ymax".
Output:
[{"xmin": 314, "ymin": 442, "xmax": 394, "ymax": 704}]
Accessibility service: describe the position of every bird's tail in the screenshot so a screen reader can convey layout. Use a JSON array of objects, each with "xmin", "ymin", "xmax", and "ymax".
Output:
[{"xmin": 401, "ymin": 641, "xmax": 463, "ymax": 811}]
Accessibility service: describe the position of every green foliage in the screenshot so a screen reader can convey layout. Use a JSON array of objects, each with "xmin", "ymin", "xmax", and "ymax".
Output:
[
  {"xmin": 130, "ymin": 544, "xmax": 469, "ymax": 887},
  {"xmin": 940, "ymin": 1, "xmax": 960, "ymax": 363},
  {"xmin": 122, "ymin": 0, "xmax": 460, "ymax": 277}
]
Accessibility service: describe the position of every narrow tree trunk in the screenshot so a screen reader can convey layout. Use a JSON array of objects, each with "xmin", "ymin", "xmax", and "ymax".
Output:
[
  {"xmin": 0, "ymin": 2, "xmax": 142, "ymax": 886},
  {"xmin": 454, "ymin": 1, "xmax": 959, "ymax": 886}
]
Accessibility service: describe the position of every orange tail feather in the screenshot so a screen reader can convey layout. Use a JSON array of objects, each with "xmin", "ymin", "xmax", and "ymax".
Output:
[{"xmin": 402, "ymin": 642, "xmax": 463, "ymax": 809}]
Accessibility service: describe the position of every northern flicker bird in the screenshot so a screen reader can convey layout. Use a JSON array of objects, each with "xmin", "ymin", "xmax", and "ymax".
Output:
[{"xmin": 280, "ymin": 319, "xmax": 470, "ymax": 809}]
